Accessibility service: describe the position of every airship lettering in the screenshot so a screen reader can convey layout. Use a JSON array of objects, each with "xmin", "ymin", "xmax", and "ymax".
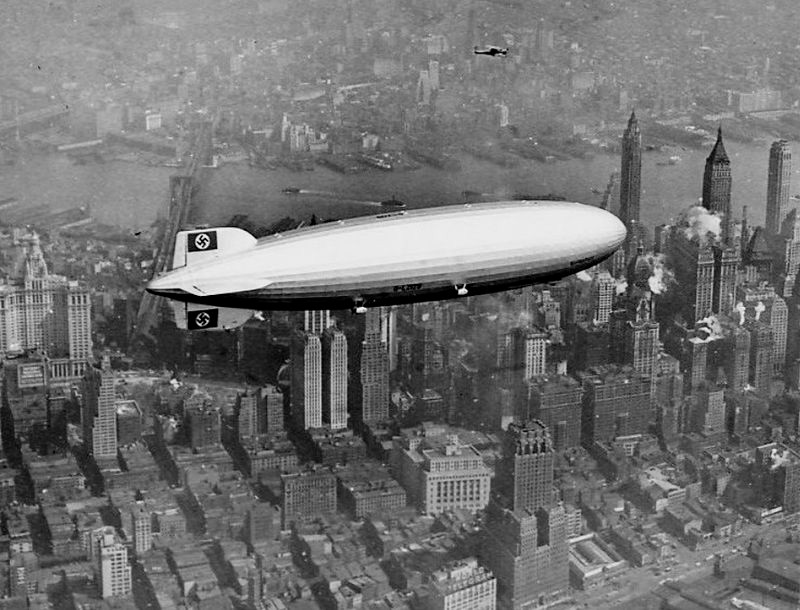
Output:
[
  {"xmin": 188, "ymin": 231, "xmax": 218, "ymax": 252},
  {"xmin": 570, "ymin": 255, "xmax": 596, "ymax": 268},
  {"xmin": 394, "ymin": 283, "xmax": 422, "ymax": 293}
]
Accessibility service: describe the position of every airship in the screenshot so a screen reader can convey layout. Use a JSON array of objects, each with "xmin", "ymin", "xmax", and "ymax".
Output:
[{"xmin": 146, "ymin": 200, "xmax": 625, "ymax": 331}]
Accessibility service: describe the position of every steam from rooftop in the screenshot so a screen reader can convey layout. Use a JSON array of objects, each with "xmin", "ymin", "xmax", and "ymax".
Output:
[{"xmin": 683, "ymin": 205, "xmax": 722, "ymax": 245}]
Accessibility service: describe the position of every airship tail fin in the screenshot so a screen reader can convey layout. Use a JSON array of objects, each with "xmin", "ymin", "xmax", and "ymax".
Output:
[
  {"xmin": 170, "ymin": 227, "xmax": 257, "ymax": 271},
  {"xmin": 170, "ymin": 301, "xmax": 257, "ymax": 331}
]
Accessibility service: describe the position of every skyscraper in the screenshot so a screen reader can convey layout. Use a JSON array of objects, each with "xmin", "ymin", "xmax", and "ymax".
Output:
[
  {"xmin": 747, "ymin": 320, "xmax": 773, "ymax": 392},
  {"xmin": 619, "ymin": 111, "xmax": 642, "ymax": 254},
  {"xmin": 497, "ymin": 421, "xmax": 555, "ymax": 511},
  {"xmin": 713, "ymin": 247, "xmax": 739, "ymax": 317},
  {"xmin": 290, "ymin": 331, "xmax": 322, "ymax": 429},
  {"xmin": 304, "ymin": 310, "xmax": 331, "ymax": 335},
  {"xmin": 360, "ymin": 308, "xmax": 389, "ymax": 424},
  {"xmin": 702, "ymin": 128, "xmax": 733, "ymax": 246},
  {"xmin": 483, "ymin": 421, "xmax": 568, "ymax": 609},
  {"xmin": 237, "ymin": 390, "xmax": 259, "ymax": 441},
  {"xmin": 81, "ymin": 363, "xmax": 117, "ymax": 460},
  {"xmin": 766, "ymin": 140, "xmax": 792, "ymax": 236},
  {"xmin": 0, "ymin": 233, "xmax": 91, "ymax": 365},
  {"xmin": 321, "ymin": 328, "xmax": 347, "ymax": 430}
]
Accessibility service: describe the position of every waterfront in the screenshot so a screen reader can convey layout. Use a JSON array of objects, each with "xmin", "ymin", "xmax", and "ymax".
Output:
[{"xmin": 2, "ymin": 138, "xmax": 799, "ymax": 235}]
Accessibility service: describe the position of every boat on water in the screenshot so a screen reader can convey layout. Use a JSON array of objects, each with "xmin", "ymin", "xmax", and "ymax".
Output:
[
  {"xmin": 282, "ymin": 187, "xmax": 301, "ymax": 194},
  {"xmin": 380, "ymin": 196, "xmax": 406, "ymax": 208},
  {"xmin": 657, "ymin": 155, "xmax": 682, "ymax": 166}
]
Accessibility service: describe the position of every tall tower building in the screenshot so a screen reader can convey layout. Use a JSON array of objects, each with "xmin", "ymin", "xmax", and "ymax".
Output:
[
  {"xmin": 263, "ymin": 384, "xmax": 284, "ymax": 433},
  {"xmin": 702, "ymin": 128, "xmax": 733, "ymax": 246},
  {"xmin": 619, "ymin": 111, "xmax": 642, "ymax": 255},
  {"xmin": 510, "ymin": 327, "xmax": 547, "ymax": 382},
  {"xmin": 304, "ymin": 310, "xmax": 331, "ymax": 335},
  {"xmin": 713, "ymin": 247, "xmax": 739, "ymax": 316},
  {"xmin": 747, "ymin": 321, "xmax": 773, "ymax": 392},
  {"xmin": 321, "ymin": 328, "xmax": 348, "ymax": 430},
  {"xmin": 0, "ymin": 233, "xmax": 91, "ymax": 366},
  {"xmin": 766, "ymin": 140, "xmax": 792, "ymax": 235},
  {"xmin": 290, "ymin": 331, "xmax": 322, "ymax": 429},
  {"xmin": 483, "ymin": 421, "xmax": 568, "ymax": 609},
  {"xmin": 497, "ymin": 421, "xmax": 555, "ymax": 511},
  {"xmin": 81, "ymin": 363, "xmax": 117, "ymax": 460},
  {"xmin": 360, "ymin": 308, "xmax": 390, "ymax": 424}
]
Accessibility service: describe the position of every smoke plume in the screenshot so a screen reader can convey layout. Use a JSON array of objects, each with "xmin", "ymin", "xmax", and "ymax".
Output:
[
  {"xmin": 645, "ymin": 253, "xmax": 674, "ymax": 295},
  {"xmin": 576, "ymin": 270, "xmax": 592, "ymax": 282},
  {"xmin": 615, "ymin": 279, "xmax": 628, "ymax": 296},
  {"xmin": 754, "ymin": 301, "xmax": 766, "ymax": 321},
  {"xmin": 683, "ymin": 205, "xmax": 722, "ymax": 245},
  {"xmin": 696, "ymin": 315, "xmax": 724, "ymax": 342}
]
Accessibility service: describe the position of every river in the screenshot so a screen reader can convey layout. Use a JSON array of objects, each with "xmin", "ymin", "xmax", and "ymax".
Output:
[{"xmin": 1, "ymin": 140, "xmax": 798, "ymax": 235}]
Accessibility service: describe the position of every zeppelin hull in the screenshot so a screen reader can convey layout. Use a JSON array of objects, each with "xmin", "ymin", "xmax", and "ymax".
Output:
[{"xmin": 148, "ymin": 200, "xmax": 627, "ymax": 312}]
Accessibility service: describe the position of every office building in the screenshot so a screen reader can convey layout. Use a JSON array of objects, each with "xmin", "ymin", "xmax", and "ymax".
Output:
[
  {"xmin": 426, "ymin": 558, "xmax": 496, "ymax": 610},
  {"xmin": 495, "ymin": 421, "xmax": 555, "ymax": 511},
  {"xmin": 746, "ymin": 320, "xmax": 773, "ymax": 392},
  {"xmin": 361, "ymin": 308, "xmax": 390, "ymax": 424},
  {"xmin": 321, "ymin": 328, "xmax": 348, "ymax": 430},
  {"xmin": 237, "ymin": 390, "xmax": 258, "ymax": 441},
  {"xmin": 280, "ymin": 469, "xmax": 337, "ymax": 528},
  {"xmin": 755, "ymin": 443, "xmax": 800, "ymax": 514},
  {"xmin": 766, "ymin": 140, "xmax": 792, "ymax": 235},
  {"xmin": 263, "ymin": 384, "xmax": 284, "ymax": 433},
  {"xmin": 610, "ymin": 250, "xmax": 660, "ymax": 378},
  {"xmin": 571, "ymin": 322, "xmax": 610, "ymax": 372},
  {"xmin": 483, "ymin": 421, "xmax": 568, "ymax": 609},
  {"xmin": 392, "ymin": 431, "xmax": 492, "ymax": 515},
  {"xmin": 667, "ymin": 230, "xmax": 716, "ymax": 321},
  {"xmin": 290, "ymin": 331, "xmax": 322, "ymax": 429},
  {"xmin": 93, "ymin": 527, "xmax": 131, "ymax": 598},
  {"xmin": 702, "ymin": 128, "xmax": 732, "ymax": 246},
  {"xmin": 579, "ymin": 366, "xmax": 652, "ymax": 445},
  {"xmin": 619, "ymin": 111, "xmax": 642, "ymax": 257},
  {"xmin": 713, "ymin": 247, "xmax": 739, "ymax": 317},
  {"xmin": 590, "ymin": 271, "xmax": 615, "ymax": 324},
  {"xmin": 81, "ymin": 363, "xmax": 117, "ymax": 460},
  {"xmin": 725, "ymin": 324, "xmax": 751, "ymax": 391},
  {"xmin": 185, "ymin": 399, "xmax": 221, "ymax": 450},
  {"xmin": 0, "ymin": 233, "xmax": 91, "ymax": 364},
  {"xmin": 526, "ymin": 376, "xmax": 583, "ymax": 451},
  {"xmin": 691, "ymin": 385, "xmax": 726, "ymax": 436},
  {"xmin": 131, "ymin": 502, "xmax": 152, "ymax": 556}
]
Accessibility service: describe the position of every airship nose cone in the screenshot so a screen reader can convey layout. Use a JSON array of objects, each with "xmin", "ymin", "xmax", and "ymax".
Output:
[{"xmin": 600, "ymin": 208, "xmax": 627, "ymax": 250}]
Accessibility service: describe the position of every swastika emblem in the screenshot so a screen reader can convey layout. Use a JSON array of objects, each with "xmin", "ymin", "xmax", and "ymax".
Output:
[
  {"xmin": 187, "ymin": 309, "xmax": 218, "ymax": 330},
  {"xmin": 187, "ymin": 231, "xmax": 217, "ymax": 252},
  {"xmin": 194, "ymin": 233, "xmax": 211, "ymax": 250}
]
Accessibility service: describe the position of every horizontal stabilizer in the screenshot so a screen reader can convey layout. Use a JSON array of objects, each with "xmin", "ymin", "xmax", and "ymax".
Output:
[
  {"xmin": 171, "ymin": 301, "xmax": 257, "ymax": 331},
  {"xmin": 171, "ymin": 227, "xmax": 257, "ymax": 271}
]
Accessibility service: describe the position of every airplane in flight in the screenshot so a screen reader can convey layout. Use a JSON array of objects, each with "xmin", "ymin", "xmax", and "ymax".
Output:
[
  {"xmin": 146, "ymin": 200, "xmax": 626, "ymax": 331},
  {"xmin": 473, "ymin": 45, "xmax": 508, "ymax": 57}
]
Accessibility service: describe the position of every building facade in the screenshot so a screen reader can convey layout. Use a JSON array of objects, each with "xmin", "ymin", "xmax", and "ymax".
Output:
[
  {"xmin": 291, "ymin": 331, "xmax": 322, "ymax": 429},
  {"xmin": 766, "ymin": 140, "xmax": 792, "ymax": 236},
  {"xmin": 321, "ymin": 328, "xmax": 348, "ymax": 430},
  {"xmin": 702, "ymin": 128, "xmax": 733, "ymax": 246}
]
